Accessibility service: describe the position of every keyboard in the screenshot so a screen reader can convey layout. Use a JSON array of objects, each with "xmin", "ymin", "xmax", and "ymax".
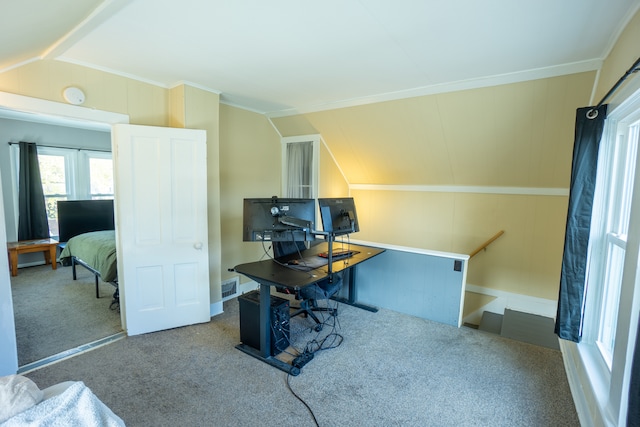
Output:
[{"xmin": 318, "ymin": 250, "xmax": 358, "ymax": 259}]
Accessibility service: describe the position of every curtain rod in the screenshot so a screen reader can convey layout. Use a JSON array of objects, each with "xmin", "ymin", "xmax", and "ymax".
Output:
[
  {"xmin": 595, "ymin": 56, "xmax": 640, "ymax": 109},
  {"xmin": 7, "ymin": 141, "xmax": 111, "ymax": 153}
]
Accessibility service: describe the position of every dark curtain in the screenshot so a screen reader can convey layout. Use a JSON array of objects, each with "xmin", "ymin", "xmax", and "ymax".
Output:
[
  {"xmin": 17, "ymin": 141, "xmax": 49, "ymax": 240},
  {"xmin": 554, "ymin": 105, "xmax": 608, "ymax": 342}
]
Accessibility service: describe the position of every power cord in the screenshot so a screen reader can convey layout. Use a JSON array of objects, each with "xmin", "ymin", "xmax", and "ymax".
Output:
[
  {"xmin": 284, "ymin": 307, "xmax": 342, "ymax": 427},
  {"xmin": 286, "ymin": 372, "xmax": 320, "ymax": 427}
]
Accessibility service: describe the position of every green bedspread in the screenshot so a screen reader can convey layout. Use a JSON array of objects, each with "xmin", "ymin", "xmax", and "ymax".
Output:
[{"xmin": 58, "ymin": 230, "xmax": 117, "ymax": 282}]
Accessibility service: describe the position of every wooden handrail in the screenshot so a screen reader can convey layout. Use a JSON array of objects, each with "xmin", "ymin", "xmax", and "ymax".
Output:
[{"xmin": 469, "ymin": 230, "xmax": 504, "ymax": 258}]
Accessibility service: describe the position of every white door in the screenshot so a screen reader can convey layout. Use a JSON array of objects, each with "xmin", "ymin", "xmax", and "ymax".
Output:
[{"xmin": 113, "ymin": 124, "xmax": 210, "ymax": 336}]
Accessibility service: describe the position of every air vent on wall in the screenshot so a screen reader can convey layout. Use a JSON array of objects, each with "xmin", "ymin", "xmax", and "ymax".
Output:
[{"xmin": 222, "ymin": 277, "xmax": 239, "ymax": 301}]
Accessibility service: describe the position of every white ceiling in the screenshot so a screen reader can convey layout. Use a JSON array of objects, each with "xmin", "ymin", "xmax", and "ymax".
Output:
[{"xmin": 2, "ymin": 0, "xmax": 640, "ymax": 116}]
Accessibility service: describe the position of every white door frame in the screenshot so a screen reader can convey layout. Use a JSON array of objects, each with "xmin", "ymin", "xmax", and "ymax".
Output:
[{"xmin": 0, "ymin": 91, "xmax": 128, "ymax": 374}]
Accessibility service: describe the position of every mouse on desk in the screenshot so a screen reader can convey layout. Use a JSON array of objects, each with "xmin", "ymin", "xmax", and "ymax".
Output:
[{"xmin": 287, "ymin": 260, "xmax": 299, "ymax": 265}]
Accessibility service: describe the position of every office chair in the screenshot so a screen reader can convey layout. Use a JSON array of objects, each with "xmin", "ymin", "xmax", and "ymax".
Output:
[{"xmin": 274, "ymin": 241, "xmax": 343, "ymax": 331}]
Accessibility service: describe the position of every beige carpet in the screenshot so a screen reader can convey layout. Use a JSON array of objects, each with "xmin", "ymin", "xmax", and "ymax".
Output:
[
  {"xmin": 11, "ymin": 263, "xmax": 122, "ymax": 366},
  {"xmin": 25, "ymin": 296, "xmax": 580, "ymax": 426}
]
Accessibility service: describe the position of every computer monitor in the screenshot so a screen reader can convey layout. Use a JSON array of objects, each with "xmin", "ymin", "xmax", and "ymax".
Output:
[
  {"xmin": 318, "ymin": 197, "xmax": 359, "ymax": 236},
  {"xmin": 243, "ymin": 197, "xmax": 316, "ymax": 242}
]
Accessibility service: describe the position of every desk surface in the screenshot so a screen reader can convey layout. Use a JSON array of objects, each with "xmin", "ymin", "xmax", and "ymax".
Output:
[{"xmin": 234, "ymin": 242, "xmax": 384, "ymax": 291}]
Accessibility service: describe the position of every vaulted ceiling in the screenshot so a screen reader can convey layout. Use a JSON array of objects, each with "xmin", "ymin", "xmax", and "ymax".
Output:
[{"xmin": 2, "ymin": 0, "xmax": 639, "ymax": 116}]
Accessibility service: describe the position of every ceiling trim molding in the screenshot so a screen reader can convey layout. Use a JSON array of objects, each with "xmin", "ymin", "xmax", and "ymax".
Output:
[
  {"xmin": 0, "ymin": 56, "xmax": 41, "ymax": 74},
  {"xmin": 169, "ymin": 81, "xmax": 222, "ymax": 95},
  {"xmin": 56, "ymin": 56, "xmax": 603, "ymax": 119},
  {"xmin": 43, "ymin": 0, "xmax": 131, "ymax": 60},
  {"xmin": 56, "ymin": 57, "xmax": 169, "ymax": 88},
  {"xmin": 599, "ymin": 2, "xmax": 640, "ymax": 61},
  {"xmin": 219, "ymin": 99, "xmax": 270, "ymax": 115},
  {"xmin": 349, "ymin": 184, "xmax": 569, "ymax": 197},
  {"xmin": 267, "ymin": 59, "xmax": 603, "ymax": 118}
]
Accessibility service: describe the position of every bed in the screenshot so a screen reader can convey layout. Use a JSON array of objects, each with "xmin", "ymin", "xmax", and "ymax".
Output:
[
  {"xmin": 56, "ymin": 200, "xmax": 119, "ymax": 309},
  {"xmin": 58, "ymin": 230, "xmax": 118, "ymax": 298}
]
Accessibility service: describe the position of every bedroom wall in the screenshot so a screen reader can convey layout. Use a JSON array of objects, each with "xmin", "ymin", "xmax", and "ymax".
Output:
[
  {"xmin": 271, "ymin": 72, "xmax": 596, "ymax": 306},
  {"xmin": 218, "ymin": 104, "xmax": 281, "ymax": 282},
  {"xmin": 0, "ymin": 118, "xmax": 111, "ymax": 242},
  {"xmin": 0, "ymin": 60, "xmax": 169, "ymax": 127},
  {"xmin": 170, "ymin": 84, "xmax": 223, "ymax": 308},
  {"xmin": 319, "ymin": 141, "xmax": 350, "ymax": 198}
]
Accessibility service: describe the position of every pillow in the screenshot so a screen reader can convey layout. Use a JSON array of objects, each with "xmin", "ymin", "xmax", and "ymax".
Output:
[{"xmin": 0, "ymin": 375, "xmax": 44, "ymax": 423}]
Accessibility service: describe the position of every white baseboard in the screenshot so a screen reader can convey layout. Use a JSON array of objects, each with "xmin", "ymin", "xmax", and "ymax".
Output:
[
  {"xmin": 210, "ymin": 301, "xmax": 223, "ymax": 317},
  {"xmin": 463, "ymin": 284, "xmax": 558, "ymax": 325}
]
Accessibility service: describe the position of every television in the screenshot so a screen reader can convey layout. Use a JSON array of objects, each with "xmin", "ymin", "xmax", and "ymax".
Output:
[
  {"xmin": 318, "ymin": 197, "xmax": 359, "ymax": 236},
  {"xmin": 243, "ymin": 197, "xmax": 316, "ymax": 242},
  {"xmin": 57, "ymin": 199, "xmax": 115, "ymax": 243}
]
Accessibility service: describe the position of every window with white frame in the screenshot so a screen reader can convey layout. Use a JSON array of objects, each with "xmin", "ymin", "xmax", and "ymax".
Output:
[
  {"xmin": 281, "ymin": 135, "xmax": 319, "ymax": 199},
  {"xmin": 585, "ymin": 96, "xmax": 640, "ymax": 371},
  {"xmin": 12, "ymin": 146, "xmax": 113, "ymax": 238}
]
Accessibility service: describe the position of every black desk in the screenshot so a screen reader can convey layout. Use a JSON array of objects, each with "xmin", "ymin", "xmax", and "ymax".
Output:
[{"xmin": 234, "ymin": 242, "xmax": 384, "ymax": 375}]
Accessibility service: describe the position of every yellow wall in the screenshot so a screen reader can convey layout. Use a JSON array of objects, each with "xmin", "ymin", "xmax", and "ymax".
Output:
[
  {"xmin": 176, "ymin": 85, "xmax": 223, "ymax": 303},
  {"xmin": 319, "ymin": 142, "xmax": 349, "ymax": 198},
  {"xmin": 274, "ymin": 73, "xmax": 595, "ymax": 187},
  {"xmin": 218, "ymin": 104, "xmax": 281, "ymax": 281},
  {"xmin": 0, "ymin": 60, "xmax": 169, "ymax": 126},
  {"xmin": 272, "ymin": 72, "xmax": 596, "ymax": 302}
]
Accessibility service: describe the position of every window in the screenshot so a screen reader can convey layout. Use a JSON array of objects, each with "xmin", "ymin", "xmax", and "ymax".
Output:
[
  {"xmin": 84, "ymin": 152, "xmax": 114, "ymax": 199},
  {"xmin": 281, "ymin": 135, "xmax": 320, "ymax": 199},
  {"xmin": 37, "ymin": 149, "xmax": 73, "ymax": 238},
  {"xmin": 590, "ymin": 120, "xmax": 638, "ymax": 367},
  {"xmin": 12, "ymin": 146, "xmax": 113, "ymax": 238},
  {"xmin": 579, "ymin": 87, "xmax": 640, "ymax": 417}
]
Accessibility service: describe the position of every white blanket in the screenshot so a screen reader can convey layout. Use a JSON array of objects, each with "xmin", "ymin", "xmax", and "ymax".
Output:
[{"xmin": 1, "ymin": 381, "xmax": 124, "ymax": 427}]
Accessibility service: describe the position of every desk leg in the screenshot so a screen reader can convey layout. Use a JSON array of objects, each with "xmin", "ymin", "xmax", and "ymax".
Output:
[
  {"xmin": 8, "ymin": 250, "xmax": 18, "ymax": 277},
  {"xmin": 49, "ymin": 245, "xmax": 57, "ymax": 270},
  {"xmin": 332, "ymin": 266, "xmax": 378, "ymax": 313},
  {"xmin": 235, "ymin": 283, "xmax": 300, "ymax": 376}
]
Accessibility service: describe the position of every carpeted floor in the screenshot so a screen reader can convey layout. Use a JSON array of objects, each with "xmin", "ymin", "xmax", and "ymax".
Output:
[
  {"xmin": 24, "ymin": 295, "xmax": 580, "ymax": 427},
  {"xmin": 11, "ymin": 263, "xmax": 122, "ymax": 366}
]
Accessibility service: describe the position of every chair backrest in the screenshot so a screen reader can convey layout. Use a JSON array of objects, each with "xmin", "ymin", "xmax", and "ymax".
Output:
[{"xmin": 273, "ymin": 241, "xmax": 307, "ymax": 259}]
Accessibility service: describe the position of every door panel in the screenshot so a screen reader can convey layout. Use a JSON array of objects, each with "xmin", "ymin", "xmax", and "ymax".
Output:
[{"xmin": 113, "ymin": 124, "xmax": 210, "ymax": 336}]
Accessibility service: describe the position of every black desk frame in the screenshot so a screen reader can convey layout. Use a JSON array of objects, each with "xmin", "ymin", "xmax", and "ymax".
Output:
[{"xmin": 234, "ymin": 241, "xmax": 384, "ymax": 375}]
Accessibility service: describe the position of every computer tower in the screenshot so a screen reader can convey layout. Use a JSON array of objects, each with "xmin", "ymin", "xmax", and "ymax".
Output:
[{"xmin": 238, "ymin": 290, "xmax": 290, "ymax": 356}]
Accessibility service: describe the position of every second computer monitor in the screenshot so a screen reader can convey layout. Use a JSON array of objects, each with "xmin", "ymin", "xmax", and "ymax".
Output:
[
  {"xmin": 243, "ymin": 197, "xmax": 316, "ymax": 242},
  {"xmin": 318, "ymin": 197, "xmax": 360, "ymax": 236}
]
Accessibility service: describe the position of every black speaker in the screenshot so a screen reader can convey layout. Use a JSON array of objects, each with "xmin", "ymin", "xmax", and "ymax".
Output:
[{"xmin": 238, "ymin": 290, "xmax": 290, "ymax": 356}]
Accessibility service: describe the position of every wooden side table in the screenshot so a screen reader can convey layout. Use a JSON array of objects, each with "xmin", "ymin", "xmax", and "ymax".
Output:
[{"xmin": 7, "ymin": 238, "xmax": 59, "ymax": 277}]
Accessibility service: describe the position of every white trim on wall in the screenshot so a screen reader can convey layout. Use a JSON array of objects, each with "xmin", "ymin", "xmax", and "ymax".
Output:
[
  {"xmin": 0, "ymin": 91, "xmax": 129, "ymax": 128},
  {"xmin": 349, "ymin": 184, "xmax": 569, "ymax": 197}
]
